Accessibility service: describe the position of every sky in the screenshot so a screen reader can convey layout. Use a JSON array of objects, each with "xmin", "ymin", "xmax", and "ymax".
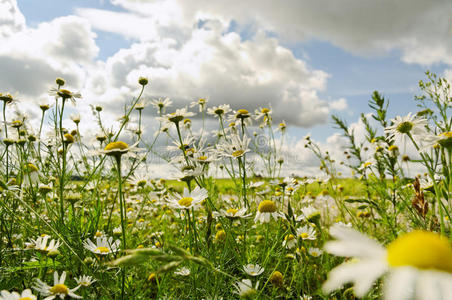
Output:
[{"xmin": 1, "ymin": 0, "xmax": 452, "ymax": 176}]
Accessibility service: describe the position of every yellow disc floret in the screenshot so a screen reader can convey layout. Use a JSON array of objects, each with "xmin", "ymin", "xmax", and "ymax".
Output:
[
  {"xmin": 178, "ymin": 197, "xmax": 194, "ymax": 207},
  {"xmin": 226, "ymin": 208, "xmax": 238, "ymax": 216},
  {"xmin": 258, "ymin": 200, "xmax": 277, "ymax": 213},
  {"xmin": 387, "ymin": 230, "xmax": 452, "ymax": 273},
  {"xmin": 50, "ymin": 284, "xmax": 69, "ymax": 295},
  {"xmin": 95, "ymin": 246, "xmax": 111, "ymax": 254}
]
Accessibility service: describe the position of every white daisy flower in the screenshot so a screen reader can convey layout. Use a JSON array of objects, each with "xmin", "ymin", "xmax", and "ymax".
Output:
[
  {"xmin": 243, "ymin": 264, "xmax": 265, "ymax": 276},
  {"xmin": 27, "ymin": 235, "xmax": 61, "ymax": 254},
  {"xmin": 296, "ymin": 225, "xmax": 317, "ymax": 240},
  {"xmin": 216, "ymin": 134, "xmax": 251, "ymax": 159},
  {"xmin": 384, "ymin": 113, "xmax": 428, "ymax": 145},
  {"xmin": 33, "ymin": 271, "xmax": 81, "ymax": 299},
  {"xmin": 83, "ymin": 236, "xmax": 120, "ymax": 255},
  {"xmin": 207, "ymin": 104, "xmax": 231, "ymax": 118},
  {"xmin": 169, "ymin": 186, "xmax": 208, "ymax": 211},
  {"xmin": 233, "ymin": 279, "xmax": 259, "ymax": 298},
  {"xmin": 323, "ymin": 224, "xmax": 452, "ymax": 299},
  {"xmin": 0, "ymin": 289, "xmax": 36, "ymax": 300},
  {"xmin": 282, "ymin": 234, "xmax": 297, "ymax": 249},
  {"xmin": 75, "ymin": 275, "xmax": 96, "ymax": 287},
  {"xmin": 174, "ymin": 267, "xmax": 191, "ymax": 276},
  {"xmin": 151, "ymin": 97, "xmax": 172, "ymax": 113},
  {"xmin": 308, "ymin": 247, "xmax": 323, "ymax": 257},
  {"xmin": 213, "ymin": 208, "xmax": 251, "ymax": 220},
  {"xmin": 254, "ymin": 200, "xmax": 282, "ymax": 224}
]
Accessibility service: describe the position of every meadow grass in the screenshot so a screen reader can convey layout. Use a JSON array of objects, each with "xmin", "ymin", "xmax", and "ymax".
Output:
[{"xmin": 0, "ymin": 72, "xmax": 451, "ymax": 299}]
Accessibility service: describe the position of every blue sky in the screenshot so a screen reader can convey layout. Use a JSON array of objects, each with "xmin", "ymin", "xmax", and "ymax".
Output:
[{"xmin": 4, "ymin": 0, "xmax": 452, "ymax": 144}]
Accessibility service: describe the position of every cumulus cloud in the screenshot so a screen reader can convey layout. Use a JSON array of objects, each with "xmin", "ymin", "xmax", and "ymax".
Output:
[{"xmin": 0, "ymin": 0, "xmax": 25, "ymax": 38}]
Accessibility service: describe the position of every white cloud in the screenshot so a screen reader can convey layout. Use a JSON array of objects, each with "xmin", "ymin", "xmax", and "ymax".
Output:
[
  {"xmin": 0, "ymin": 0, "xmax": 25, "ymax": 38},
  {"xmin": 330, "ymin": 98, "xmax": 348, "ymax": 111}
]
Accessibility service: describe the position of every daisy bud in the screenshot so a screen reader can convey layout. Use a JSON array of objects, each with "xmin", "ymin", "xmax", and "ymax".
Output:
[
  {"xmin": 56, "ymin": 77, "xmax": 66, "ymax": 86},
  {"xmin": 138, "ymin": 77, "xmax": 149, "ymax": 86}
]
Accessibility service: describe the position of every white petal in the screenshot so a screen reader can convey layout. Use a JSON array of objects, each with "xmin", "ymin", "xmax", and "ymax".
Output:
[
  {"xmin": 326, "ymin": 225, "xmax": 386, "ymax": 259},
  {"xmin": 323, "ymin": 260, "xmax": 387, "ymax": 298},
  {"xmin": 383, "ymin": 267, "xmax": 416, "ymax": 300}
]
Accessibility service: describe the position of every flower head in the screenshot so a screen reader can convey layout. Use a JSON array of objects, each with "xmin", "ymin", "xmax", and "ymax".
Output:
[
  {"xmin": 323, "ymin": 224, "xmax": 452, "ymax": 299},
  {"xmin": 0, "ymin": 289, "xmax": 37, "ymax": 300},
  {"xmin": 33, "ymin": 271, "xmax": 81, "ymax": 299},
  {"xmin": 83, "ymin": 236, "xmax": 120, "ymax": 255},
  {"xmin": 169, "ymin": 186, "xmax": 208, "ymax": 210}
]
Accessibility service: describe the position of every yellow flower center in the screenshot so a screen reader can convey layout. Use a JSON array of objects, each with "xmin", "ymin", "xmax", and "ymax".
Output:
[
  {"xmin": 95, "ymin": 231, "xmax": 102, "ymax": 237},
  {"xmin": 300, "ymin": 233, "xmax": 309, "ymax": 239},
  {"xmin": 226, "ymin": 208, "xmax": 238, "ymax": 215},
  {"xmin": 258, "ymin": 200, "xmax": 277, "ymax": 213},
  {"xmin": 285, "ymin": 234, "xmax": 295, "ymax": 241},
  {"xmin": 214, "ymin": 108, "xmax": 224, "ymax": 115},
  {"xmin": 64, "ymin": 133, "xmax": 75, "ymax": 143},
  {"xmin": 387, "ymin": 230, "xmax": 452, "ymax": 273},
  {"xmin": 50, "ymin": 284, "xmax": 69, "ymax": 295},
  {"xmin": 197, "ymin": 155, "xmax": 207, "ymax": 161},
  {"xmin": 236, "ymin": 109, "xmax": 250, "ymax": 118},
  {"xmin": 396, "ymin": 121, "xmax": 413, "ymax": 134},
  {"xmin": 438, "ymin": 131, "xmax": 452, "ymax": 149},
  {"xmin": 57, "ymin": 89, "xmax": 73, "ymax": 98},
  {"xmin": 26, "ymin": 163, "xmax": 38, "ymax": 173},
  {"xmin": 232, "ymin": 150, "xmax": 244, "ymax": 157},
  {"xmin": 19, "ymin": 297, "xmax": 33, "ymax": 300},
  {"xmin": 261, "ymin": 108, "xmax": 270, "ymax": 114},
  {"xmin": 104, "ymin": 141, "xmax": 129, "ymax": 151},
  {"xmin": 95, "ymin": 246, "xmax": 110, "ymax": 253},
  {"xmin": 178, "ymin": 197, "xmax": 194, "ymax": 207}
]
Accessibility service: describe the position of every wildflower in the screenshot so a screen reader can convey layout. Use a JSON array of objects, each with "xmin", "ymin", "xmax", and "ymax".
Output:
[
  {"xmin": 215, "ymin": 134, "xmax": 250, "ymax": 159},
  {"xmin": 323, "ymin": 224, "xmax": 452, "ymax": 299},
  {"xmin": 254, "ymin": 200, "xmax": 282, "ymax": 223},
  {"xmin": 0, "ymin": 289, "xmax": 37, "ymax": 300},
  {"xmin": 282, "ymin": 234, "xmax": 297, "ymax": 249},
  {"xmin": 422, "ymin": 131, "xmax": 452, "ymax": 150},
  {"xmin": 190, "ymin": 97, "xmax": 208, "ymax": 112},
  {"xmin": 49, "ymin": 88, "xmax": 82, "ymax": 105},
  {"xmin": 28, "ymin": 235, "xmax": 61, "ymax": 255},
  {"xmin": 151, "ymin": 97, "xmax": 172, "ymax": 112},
  {"xmin": 75, "ymin": 275, "xmax": 96, "ymax": 287},
  {"xmin": 215, "ymin": 230, "xmax": 226, "ymax": 242},
  {"xmin": 70, "ymin": 113, "xmax": 80, "ymax": 125},
  {"xmin": 243, "ymin": 264, "xmax": 264, "ymax": 276},
  {"xmin": 138, "ymin": 76, "xmax": 149, "ymax": 86},
  {"xmin": 207, "ymin": 104, "xmax": 231, "ymax": 118},
  {"xmin": 235, "ymin": 109, "xmax": 251, "ymax": 119},
  {"xmin": 298, "ymin": 206, "xmax": 321, "ymax": 223},
  {"xmin": 33, "ymin": 271, "xmax": 81, "ymax": 299},
  {"xmin": 296, "ymin": 225, "xmax": 317, "ymax": 240},
  {"xmin": 23, "ymin": 163, "xmax": 39, "ymax": 187},
  {"xmin": 234, "ymin": 279, "xmax": 258, "ymax": 298},
  {"xmin": 83, "ymin": 236, "xmax": 120, "ymax": 255},
  {"xmin": 160, "ymin": 108, "xmax": 194, "ymax": 125},
  {"xmin": 269, "ymin": 271, "xmax": 284, "ymax": 287},
  {"xmin": 169, "ymin": 186, "xmax": 208, "ymax": 211},
  {"xmin": 174, "ymin": 267, "xmax": 190, "ymax": 276},
  {"xmin": 308, "ymin": 247, "xmax": 323, "ymax": 257},
  {"xmin": 384, "ymin": 113, "xmax": 428, "ymax": 145},
  {"xmin": 55, "ymin": 78, "xmax": 65, "ymax": 86},
  {"xmin": 214, "ymin": 208, "xmax": 251, "ymax": 220},
  {"xmin": 98, "ymin": 141, "xmax": 141, "ymax": 158}
]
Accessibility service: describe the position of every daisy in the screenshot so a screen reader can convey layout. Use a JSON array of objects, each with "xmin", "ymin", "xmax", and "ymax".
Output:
[
  {"xmin": 151, "ymin": 97, "xmax": 172, "ymax": 113},
  {"xmin": 83, "ymin": 236, "xmax": 120, "ymax": 255},
  {"xmin": 97, "ymin": 141, "xmax": 142, "ymax": 158},
  {"xmin": 421, "ymin": 131, "xmax": 452, "ymax": 151},
  {"xmin": 384, "ymin": 113, "xmax": 428, "ymax": 145},
  {"xmin": 234, "ymin": 279, "xmax": 259, "ymax": 298},
  {"xmin": 33, "ymin": 271, "xmax": 81, "ymax": 299},
  {"xmin": 282, "ymin": 234, "xmax": 297, "ymax": 249},
  {"xmin": 27, "ymin": 235, "xmax": 61, "ymax": 254},
  {"xmin": 159, "ymin": 107, "xmax": 195, "ymax": 125},
  {"xmin": 75, "ymin": 275, "xmax": 96, "ymax": 287},
  {"xmin": 174, "ymin": 267, "xmax": 191, "ymax": 276},
  {"xmin": 190, "ymin": 97, "xmax": 208, "ymax": 112},
  {"xmin": 207, "ymin": 104, "xmax": 231, "ymax": 118},
  {"xmin": 213, "ymin": 208, "xmax": 251, "ymax": 220},
  {"xmin": 216, "ymin": 134, "xmax": 251, "ymax": 159},
  {"xmin": 308, "ymin": 247, "xmax": 323, "ymax": 257},
  {"xmin": 169, "ymin": 186, "xmax": 208, "ymax": 210},
  {"xmin": 254, "ymin": 200, "xmax": 282, "ymax": 223},
  {"xmin": 243, "ymin": 264, "xmax": 264, "ymax": 276},
  {"xmin": 48, "ymin": 88, "xmax": 82, "ymax": 105},
  {"xmin": 296, "ymin": 225, "xmax": 317, "ymax": 240},
  {"xmin": 323, "ymin": 224, "xmax": 452, "ymax": 299},
  {"xmin": 0, "ymin": 289, "xmax": 36, "ymax": 300}
]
